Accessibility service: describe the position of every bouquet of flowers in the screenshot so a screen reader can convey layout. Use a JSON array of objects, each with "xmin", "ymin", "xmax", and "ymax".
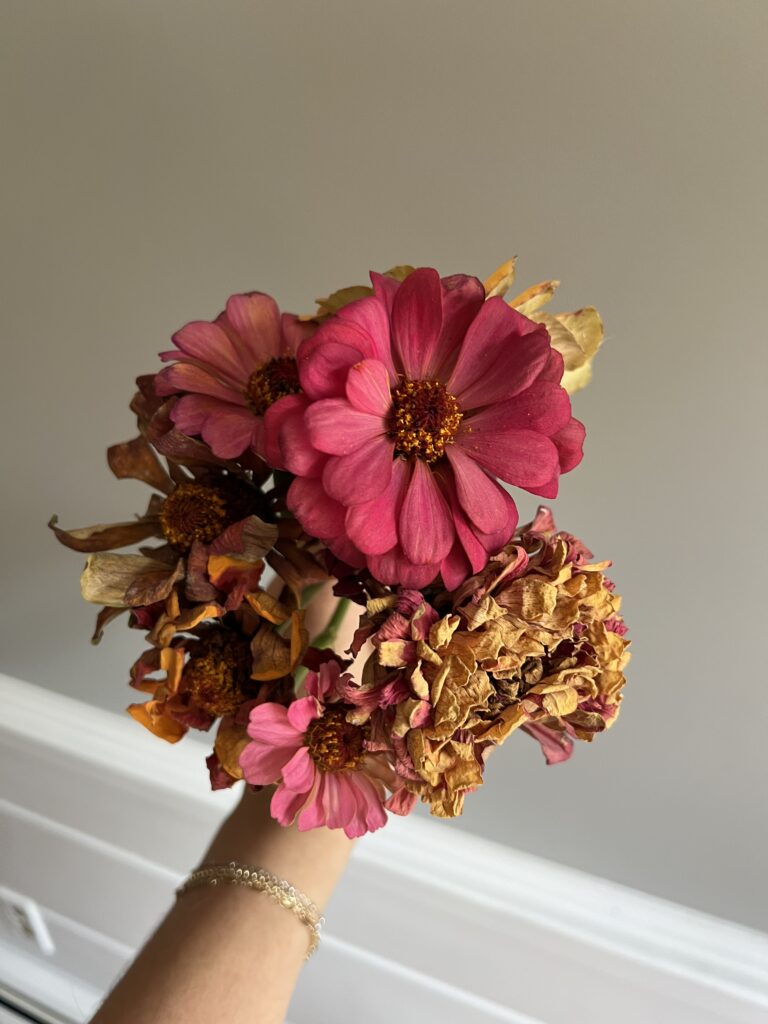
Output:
[{"xmin": 51, "ymin": 259, "xmax": 629, "ymax": 837}]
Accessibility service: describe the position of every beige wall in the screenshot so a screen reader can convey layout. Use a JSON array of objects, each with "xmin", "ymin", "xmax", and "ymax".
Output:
[{"xmin": 2, "ymin": 1, "xmax": 766, "ymax": 929}]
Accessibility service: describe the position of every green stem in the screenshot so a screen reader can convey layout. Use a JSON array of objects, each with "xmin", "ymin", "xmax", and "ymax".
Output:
[{"xmin": 311, "ymin": 597, "xmax": 352, "ymax": 651}]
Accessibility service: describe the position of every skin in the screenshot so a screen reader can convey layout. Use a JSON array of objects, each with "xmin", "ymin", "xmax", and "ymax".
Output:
[{"xmin": 91, "ymin": 587, "xmax": 360, "ymax": 1024}]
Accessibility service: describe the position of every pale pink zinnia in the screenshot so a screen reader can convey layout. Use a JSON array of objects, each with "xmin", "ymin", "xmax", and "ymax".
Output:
[
  {"xmin": 239, "ymin": 661, "xmax": 405, "ymax": 837},
  {"xmin": 272, "ymin": 268, "xmax": 584, "ymax": 589},
  {"xmin": 155, "ymin": 292, "xmax": 312, "ymax": 459}
]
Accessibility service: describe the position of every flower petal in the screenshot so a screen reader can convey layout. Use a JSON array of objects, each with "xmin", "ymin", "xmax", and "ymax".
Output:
[
  {"xmin": 399, "ymin": 459, "xmax": 454, "ymax": 565},
  {"xmin": 322, "ymin": 437, "xmax": 394, "ymax": 505},
  {"xmin": 281, "ymin": 745, "xmax": 316, "ymax": 792},
  {"xmin": 246, "ymin": 702, "xmax": 301, "ymax": 744},
  {"xmin": 467, "ymin": 382, "xmax": 572, "ymax": 436},
  {"xmin": 448, "ymin": 299, "xmax": 550, "ymax": 409},
  {"xmin": 224, "ymin": 292, "xmax": 282, "ymax": 367},
  {"xmin": 287, "ymin": 696, "xmax": 321, "ymax": 733},
  {"xmin": 298, "ymin": 326, "xmax": 369, "ymax": 399},
  {"xmin": 345, "ymin": 359, "xmax": 393, "ymax": 416},
  {"xmin": 306, "ymin": 399, "xmax": 385, "ymax": 456},
  {"xmin": 169, "ymin": 320, "xmax": 250, "ymax": 386},
  {"xmin": 552, "ymin": 416, "xmax": 585, "ymax": 473},
  {"xmin": 391, "ymin": 267, "xmax": 443, "ymax": 379},
  {"xmin": 156, "ymin": 363, "xmax": 247, "ymax": 405},
  {"xmin": 337, "ymin": 296, "xmax": 395, "ymax": 372},
  {"xmin": 369, "ymin": 545, "xmax": 440, "ymax": 588},
  {"xmin": 288, "ymin": 476, "xmax": 346, "ymax": 538},
  {"xmin": 427, "ymin": 274, "xmax": 485, "ymax": 379},
  {"xmin": 297, "ymin": 773, "xmax": 327, "ymax": 831},
  {"xmin": 169, "ymin": 396, "xmax": 257, "ymax": 459},
  {"xmin": 271, "ymin": 782, "xmax": 311, "ymax": 826},
  {"xmin": 345, "ymin": 457, "xmax": 408, "ymax": 555},
  {"xmin": 445, "ymin": 445, "xmax": 511, "ymax": 534},
  {"xmin": 456, "ymin": 423, "xmax": 559, "ymax": 490}
]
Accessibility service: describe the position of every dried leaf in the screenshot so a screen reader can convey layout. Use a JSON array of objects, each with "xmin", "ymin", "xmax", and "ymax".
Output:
[
  {"xmin": 49, "ymin": 514, "xmax": 160, "ymax": 553},
  {"xmin": 508, "ymin": 279, "xmax": 560, "ymax": 316},
  {"xmin": 90, "ymin": 606, "xmax": 126, "ymax": 644},
  {"xmin": 107, "ymin": 436, "xmax": 174, "ymax": 494},
  {"xmin": 483, "ymin": 257, "xmax": 517, "ymax": 298},
  {"xmin": 81, "ymin": 553, "xmax": 184, "ymax": 607}
]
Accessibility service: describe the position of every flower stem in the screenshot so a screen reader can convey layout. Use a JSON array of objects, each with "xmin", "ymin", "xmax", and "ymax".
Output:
[{"xmin": 311, "ymin": 597, "xmax": 352, "ymax": 650}]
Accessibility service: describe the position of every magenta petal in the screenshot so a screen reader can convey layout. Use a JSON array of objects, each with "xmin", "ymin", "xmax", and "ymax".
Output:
[
  {"xmin": 345, "ymin": 458, "xmax": 407, "ymax": 555},
  {"xmin": 346, "ymin": 774, "xmax": 387, "ymax": 837},
  {"xmin": 240, "ymin": 740, "xmax": 299, "ymax": 786},
  {"xmin": 287, "ymin": 696, "xmax": 321, "ymax": 732},
  {"xmin": 445, "ymin": 446, "xmax": 510, "ymax": 534},
  {"xmin": 288, "ymin": 476, "xmax": 346, "ymax": 538},
  {"xmin": 281, "ymin": 746, "xmax": 316, "ymax": 792},
  {"xmin": 471, "ymin": 382, "xmax": 572, "ymax": 436},
  {"xmin": 399, "ymin": 460, "xmax": 454, "ymax": 565},
  {"xmin": 427, "ymin": 274, "xmax": 485, "ymax": 379},
  {"xmin": 322, "ymin": 437, "xmax": 394, "ymax": 505},
  {"xmin": 526, "ymin": 474, "xmax": 560, "ymax": 499},
  {"xmin": 440, "ymin": 542, "xmax": 473, "ymax": 591},
  {"xmin": 271, "ymin": 783, "xmax": 309, "ymax": 826},
  {"xmin": 337, "ymin": 296, "xmax": 395, "ymax": 373},
  {"xmin": 170, "ymin": 395, "xmax": 257, "ymax": 459},
  {"xmin": 448, "ymin": 300, "xmax": 550, "ymax": 408},
  {"xmin": 369, "ymin": 544, "xmax": 440, "ymax": 587},
  {"xmin": 345, "ymin": 359, "xmax": 394, "ymax": 416},
  {"xmin": 247, "ymin": 702, "xmax": 299, "ymax": 743},
  {"xmin": 298, "ymin": 325, "xmax": 368, "ymax": 399},
  {"xmin": 297, "ymin": 774, "xmax": 327, "ymax": 831},
  {"xmin": 369, "ymin": 271, "xmax": 400, "ymax": 315},
  {"xmin": 170, "ymin": 320, "xmax": 250, "ymax": 386},
  {"xmin": 391, "ymin": 267, "xmax": 443, "ymax": 379},
  {"xmin": 456, "ymin": 423, "xmax": 560, "ymax": 490},
  {"xmin": 321, "ymin": 773, "xmax": 358, "ymax": 831},
  {"xmin": 224, "ymin": 293, "xmax": 281, "ymax": 367},
  {"xmin": 279, "ymin": 312, "xmax": 314, "ymax": 356},
  {"xmin": 538, "ymin": 347, "xmax": 566, "ymax": 384},
  {"xmin": 306, "ymin": 399, "xmax": 385, "ymax": 456},
  {"xmin": 157, "ymin": 363, "xmax": 247, "ymax": 405},
  {"xmin": 552, "ymin": 416, "xmax": 586, "ymax": 473}
]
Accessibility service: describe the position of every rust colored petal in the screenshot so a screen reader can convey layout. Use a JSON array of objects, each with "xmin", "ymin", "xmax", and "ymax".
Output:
[
  {"xmin": 250, "ymin": 623, "xmax": 292, "ymax": 681},
  {"xmin": 49, "ymin": 514, "xmax": 160, "ymax": 553},
  {"xmin": 213, "ymin": 716, "xmax": 250, "ymax": 781},
  {"xmin": 91, "ymin": 606, "xmax": 126, "ymax": 645},
  {"xmin": 107, "ymin": 436, "xmax": 174, "ymax": 494},
  {"xmin": 127, "ymin": 699, "xmax": 186, "ymax": 743},
  {"xmin": 80, "ymin": 553, "xmax": 184, "ymax": 607},
  {"xmin": 245, "ymin": 590, "xmax": 292, "ymax": 625}
]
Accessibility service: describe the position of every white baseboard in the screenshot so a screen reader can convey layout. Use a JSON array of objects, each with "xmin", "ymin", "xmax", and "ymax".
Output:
[{"xmin": 1, "ymin": 673, "xmax": 767, "ymax": 1024}]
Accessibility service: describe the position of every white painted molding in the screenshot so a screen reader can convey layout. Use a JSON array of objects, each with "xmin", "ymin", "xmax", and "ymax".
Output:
[{"xmin": 1, "ymin": 672, "xmax": 767, "ymax": 1024}]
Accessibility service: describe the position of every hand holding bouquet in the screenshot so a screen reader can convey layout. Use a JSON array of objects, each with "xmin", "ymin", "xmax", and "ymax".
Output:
[{"xmin": 52, "ymin": 258, "xmax": 629, "ymax": 837}]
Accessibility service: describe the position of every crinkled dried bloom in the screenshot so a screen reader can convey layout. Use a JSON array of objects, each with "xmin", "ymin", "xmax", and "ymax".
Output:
[
  {"xmin": 155, "ymin": 292, "xmax": 314, "ymax": 459},
  {"xmin": 277, "ymin": 267, "xmax": 584, "ymax": 590},
  {"xmin": 484, "ymin": 258, "xmax": 604, "ymax": 395},
  {"xmin": 127, "ymin": 587, "xmax": 307, "ymax": 745},
  {"xmin": 239, "ymin": 660, "xmax": 413, "ymax": 837}
]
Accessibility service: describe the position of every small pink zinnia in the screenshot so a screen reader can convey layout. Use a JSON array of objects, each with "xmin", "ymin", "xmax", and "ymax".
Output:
[
  {"xmin": 239, "ymin": 661, "xmax": 403, "ymax": 837},
  {"xmin": 273, "ymin": 268, "xmax": 584, "ymax": 588},
  {"xmin": 155, "ymin": 292, "xmax": 312, "ymax": 459}
]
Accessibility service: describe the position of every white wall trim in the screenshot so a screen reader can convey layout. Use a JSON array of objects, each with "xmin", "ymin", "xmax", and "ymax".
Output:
[{"xmin": 2, "ymin": 672, "xmax": 767, "ymax": 1023}]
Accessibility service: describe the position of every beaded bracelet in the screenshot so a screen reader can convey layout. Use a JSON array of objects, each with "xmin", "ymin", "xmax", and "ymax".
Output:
[{"xmin": 176, "ymin": 861, "xmax": 324, "ymax": 959}]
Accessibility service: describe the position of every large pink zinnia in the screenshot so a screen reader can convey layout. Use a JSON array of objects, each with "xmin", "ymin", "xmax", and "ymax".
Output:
[
  {"xmin": 239, "ymin": 661, "xmax": 406, "ymax": 838},
  {"xmin": 155, "ymin": 292, "xmax": 312, "ymax": 459},
  {"xmin": 271, "ymin": 268, "xmax": 584, "ymax": 588}
]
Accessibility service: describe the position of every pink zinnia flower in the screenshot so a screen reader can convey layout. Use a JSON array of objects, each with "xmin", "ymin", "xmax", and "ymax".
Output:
[
  {"xmin": 239, "ymin": 661, "xmax": 406, "ymax": 837},
  {"xmin": 273, "ymin": 268, "xmax": 584, "ymax": 588},
  {"xmin": 155, "ymin": 292, "xmax": 312, "ymax": 459}
]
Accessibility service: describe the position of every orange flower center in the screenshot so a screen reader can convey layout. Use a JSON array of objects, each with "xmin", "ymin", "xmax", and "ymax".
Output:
[
  {"xmin": 184, "ymin": 632, "xmax": 253, "ymax": 717},
  {"xmin": 245, "ymin": 357, "xmax": 301, "ymax": 415},
  {"xmin": 159, "ymin": 482, "xmax": 228, "ymax": 550},
  {"xmin": 305, "ymin": 706, "xmax": 368, "ymax": 773},
  {"xmin": 389, "ymin": 378, "xmax": 463, "ymax": 462}
]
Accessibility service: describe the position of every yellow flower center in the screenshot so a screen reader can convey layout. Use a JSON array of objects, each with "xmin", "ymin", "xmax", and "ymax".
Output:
[
  {"xmin": 184, "ymin": 632, "xmax": 253, "ymax": 717},
  {"xmin": 245, "ymin": 357, "xmax": 301, "ymax": 415},
  {"xmin": 159, "ymin": 482, "xmax": 228, "ymax": 550},
  {"xmin": 389, "ymin": 378, "xmax": 463, "ymax": 462},
  {"xmin": 305, "ymin": 706, "xmax": 368, "ymax": 773}
]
